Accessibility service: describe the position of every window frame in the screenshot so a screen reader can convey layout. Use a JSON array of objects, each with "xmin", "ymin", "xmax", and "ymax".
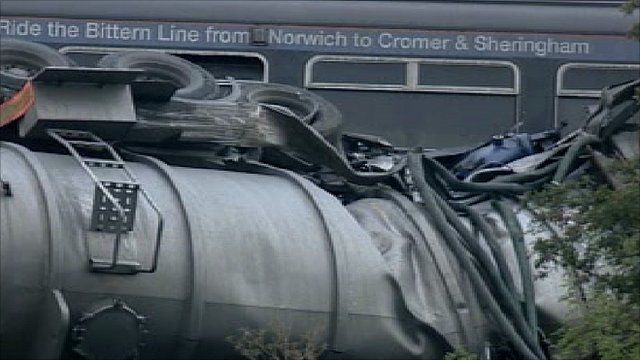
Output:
[
  {"xmin": 59, "ymin": 45, "xmax": 270, "ymax": 82},
  {"xmin": 554, "ymin": 62, "xmax": 640, "ymax": 127},
  {"xmin": 304, "ymin": 55, "xmax": 521, "ymax": 95}
]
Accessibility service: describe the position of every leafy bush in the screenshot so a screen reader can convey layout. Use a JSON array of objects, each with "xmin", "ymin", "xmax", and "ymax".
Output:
[
  {"xmin": 444, "ymin": 348, "xmax": 478, "ymax": 360},
  {"xmin": 526, "ymin": 158, "xmax": 640, "ymax": 359},
  {"xmin": 555, "ymin": 293, "xmax": 640, "ymax": 360},
  {"xmin": 622, "ymin": 0, "xmax": 639, "ymax": 39},
  {"xmin": 226, "ymin": 321, "xmax": 326, "ymax": 360}
]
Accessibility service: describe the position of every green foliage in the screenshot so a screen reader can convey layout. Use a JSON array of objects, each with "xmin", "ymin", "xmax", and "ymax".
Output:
[
  {"xmin": 555, "ymin": 293, "xmax": 640, "ymax": 360},
  {"xmin": 444, "ymin": 348, "xmax": 478, "ymax": 360},
  {"xmin": 226, "ymin": 321, "xmax": 326, "ymax": 360},
  {"xmin": 622, "ymin": 0, "xmax": 640, "ymax": 39},
  {"xmin": 526, "ymin": 157, "xmax": 640, "ymax": 359},
  {"xmin": 527, "ymin": 158, "xmax": 640, "ymax": 299}
]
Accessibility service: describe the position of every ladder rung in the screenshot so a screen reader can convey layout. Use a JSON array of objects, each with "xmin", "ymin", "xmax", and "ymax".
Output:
[
  {"xmin": 67, "ymin": 140, "xmax": 108, "ymax": 148},
  {"xmin": 90, "ymin": 258, "xmax": 140, "ymax": 274},
  {"xmin": 100, "ymin": 180, "xmax": 139, "ymax": 189},
  {"xmin": 84, "ymin": 159, "xmax": 125, "ymax": 168},
  {"xmin": 50, "ymin": 129, "xmax": 94, "ymax": 138}
]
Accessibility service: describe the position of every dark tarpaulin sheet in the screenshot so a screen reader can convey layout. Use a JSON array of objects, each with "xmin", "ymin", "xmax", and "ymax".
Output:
[{"xmin": 347, "ymin": 192, "xmax": 497, "ymax": 355}]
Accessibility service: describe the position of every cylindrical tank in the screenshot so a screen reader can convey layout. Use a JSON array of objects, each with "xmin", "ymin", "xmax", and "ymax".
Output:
[
  {"xmin": 0, "ymin": 141, "xmax": 566, "ymax": 359},
  {"xmin": 0, "ymin": 141, "xmax": 469, "ymax": 359}
]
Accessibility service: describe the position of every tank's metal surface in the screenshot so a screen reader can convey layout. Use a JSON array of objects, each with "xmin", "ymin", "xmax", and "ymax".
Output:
[
  {"xmin": 0, "ymin": 142, "xmax": 446, "ymax": 359},
  {"xmin": 0, "ymin": 141, "xmax": 567, "ymax": 359}
]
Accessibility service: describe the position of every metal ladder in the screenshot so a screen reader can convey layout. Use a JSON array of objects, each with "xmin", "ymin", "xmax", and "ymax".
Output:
[{"xmin": 48, "ymin": 129, "xmax": 163, "ymax": 274}]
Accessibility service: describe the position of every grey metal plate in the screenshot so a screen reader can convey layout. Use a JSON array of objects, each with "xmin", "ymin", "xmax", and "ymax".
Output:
[
  {"xmin": 91, "ymin": 181, "xmax": 139, "ymax": 232},
  {"xmin": 33, "ymin": 67, "xmax": 145, "ymax": 84}
]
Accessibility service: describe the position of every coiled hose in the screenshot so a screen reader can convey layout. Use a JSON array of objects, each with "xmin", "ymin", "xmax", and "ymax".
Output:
[
  {"xmin": 408, "ymin": 80, "xmax": 638, "ymax": 359},
  {"xmin": 450, "ymin": 202, "xmax": 519, "ymax": 300},
  {"xmin": 431, "ymin": 179, "xmax": 543, "ymax": 359},
  {"xmin": 414, "ymin": 152, "xmax": 548, "ymax": 356},
  {"xmin": 408, "ymin": 152, "xmax": 546, "ymax": 360},
  {"xmin": 492, "ymin": 200, "xmax": 539, "ymax": 338},
  {"xmin": 423, "ymin": 156, "xmax": 528, "ymax": 195},
  {"xmin": 552, "ymin": 133, "xmax": 600, "ymax": 184},
  {"xmin": 493, "ymin": 161, "xmax": 560, "ymax": 184}
]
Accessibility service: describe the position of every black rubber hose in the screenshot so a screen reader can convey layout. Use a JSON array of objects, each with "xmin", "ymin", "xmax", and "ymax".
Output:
[
  {"xmin": 599, "ymin": 100, "xmax": 639, "ymax": 140},
  {"xmin": 441, "ymin": 165, "xmax": 554, "ymax": 205},
  {"xmin": 408, "ymin": 153, "xmax": 545, "ymax": 360},
  {"xmin": 552, "ymin": 133, "xmax": 600, "ymax": 184},
  {"xmin": 585, "ymin": 80, "xmax": 639, "ymax": 138},
  {"xmin": 423, "ymin": 156, "xmax": 528, "ymax": 195},
  {"xmin": 432, "ymin": 188, "xmax": 541, "ymax": 358},
  {"xmin": 451, "ymin": 202, "xmax": 519, "ymax": 300},
  {"xmin": 492, "ymin": 162, "xmax": 560, "ymax": 184},
  {"xmin": 435, "ymin": 194, "xmax": 498, "ymax": 274},
  {"xmin": 492, "ymin": 200, "xmax": 539, "ymax": 340},
  {"xmin": 421, "ymin": 162, "xmax": 451, "ymax": 199},
  {"xmin": 522, "ymin": 174, "xmax": 554, "ymax": 192},
  {"xmin": 449, "ymin": 193, "xmax": 492, "ymax": 207}
]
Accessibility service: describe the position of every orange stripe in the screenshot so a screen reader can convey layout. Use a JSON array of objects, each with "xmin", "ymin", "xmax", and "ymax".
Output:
[{"xmin": 0, "ymin": 81, "xmax": 35, "ymax": 127}]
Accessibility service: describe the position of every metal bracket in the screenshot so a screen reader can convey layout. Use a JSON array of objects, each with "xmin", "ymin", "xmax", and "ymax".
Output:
[
  {"xmin": 19, "ymin": 67, "xmax": 141, "ymax": 140},
  {"xmin": 47, "ymin": 129, "xmax": 164, "ymax": 274},
  {"xmin": 1, "ymin": 180, "xmax": 11, "ymax": 197}
]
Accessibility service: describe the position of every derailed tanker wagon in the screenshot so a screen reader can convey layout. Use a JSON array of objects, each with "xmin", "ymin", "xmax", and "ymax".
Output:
[
  {"xmin": 2, "ymin": 44, "xmax": 638, "ymax": 360},
  {"xmin": 1, "ymin": 5, "xmax": 639, "ymax": 360},
  {"xmin": 0, "ymin": 77, "xmax": 565, "ymax": 360}
]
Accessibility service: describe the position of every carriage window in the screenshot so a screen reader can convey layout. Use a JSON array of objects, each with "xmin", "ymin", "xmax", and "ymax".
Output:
[
  {"xmin": 312, "ymin": 61, "xmax": 405, "ymax": 86},
  {"xmin": 175, "ymin": 54, "xmax": 264, "ymax": 81},
  {"xmin": 60, "ymin": 46, "xmax": 268, "ymax": 82},
  {"xmin": 305, "ymin": 55, "xmax": 519, "ymax": 95},
  {"xmin": 555, "ymin": 63, "xmax": 640, "ymax": 131},
  {"xmin": 305, "ymin": 55, "xmax": 522, "ymax": 147},
  {"xmin": 557, "ymin": 63, "xmax": 640, "ymax": 97},
  {"xmin": 418, "ymin": 63, "xmax": 514, "ymax": 89}
]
